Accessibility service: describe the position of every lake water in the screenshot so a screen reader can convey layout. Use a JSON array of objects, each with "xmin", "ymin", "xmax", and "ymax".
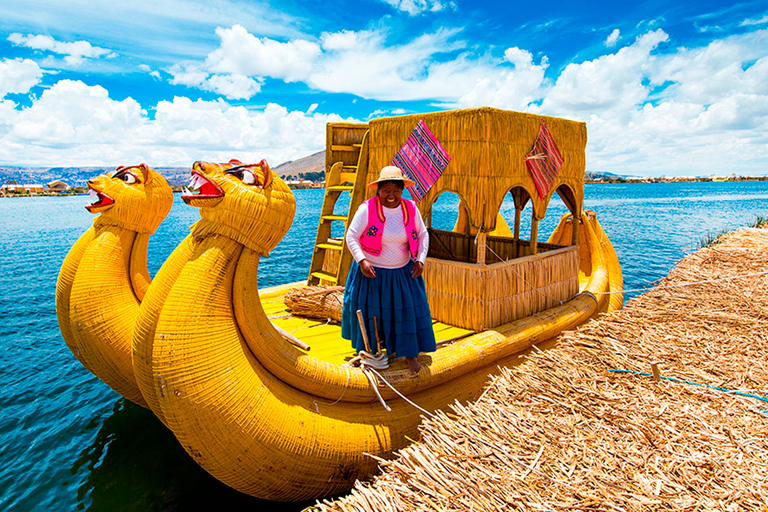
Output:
[{"xmin": 1, "ymin": 181, "xmax": 767, "ymax": 511}]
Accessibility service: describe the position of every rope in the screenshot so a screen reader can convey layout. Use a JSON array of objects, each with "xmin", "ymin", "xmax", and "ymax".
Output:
[
  {"xmin": 595, "ymin": 270, "xmax": 768, "ymax": 296},
  {"xmin": 609, "ymin": 369, "xmax": 768, "ymax": 411},
  {"xmin": 342, "ymin": 351, "xmax": 436, "ymax": 417},
  {"xmin": 366, "ymin": 367, "xmax": 436, "ymax": 418}
]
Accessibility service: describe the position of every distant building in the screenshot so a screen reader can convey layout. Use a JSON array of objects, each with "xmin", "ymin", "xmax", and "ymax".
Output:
[
  {"xmin": 24, "ymin": 184, "xmax": 45, "ymax": 194},
  {"xmin": 0, "ymin": 184, "xmax": 25, "ymax": 195},
  {"xmin": 47, "ymin": 180, "xmax": 70, "ymax": 192}
]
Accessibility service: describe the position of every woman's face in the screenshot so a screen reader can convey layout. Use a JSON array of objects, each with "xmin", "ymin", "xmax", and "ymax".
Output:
[{"xmin": 377, "ymin": 182, "xmax": 403, "ymax": 208}]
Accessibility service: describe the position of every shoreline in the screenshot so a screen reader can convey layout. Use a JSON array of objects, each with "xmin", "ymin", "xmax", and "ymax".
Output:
[
  {"xmin": 312, "ymin": 225, "xmax": 768, "ymax": 511},
  {"xmin": 1, "ymin": 177, "xmax": 767, "ymax": 198}
]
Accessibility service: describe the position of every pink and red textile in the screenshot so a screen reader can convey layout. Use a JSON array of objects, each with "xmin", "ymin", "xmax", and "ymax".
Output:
[
  {"xmin": 391, "ymin": 120, "xmax": 450, "ymax": 203},
  {"xmin": 526, "ymin": 120, "xmax": 564, "ymax": 200}
]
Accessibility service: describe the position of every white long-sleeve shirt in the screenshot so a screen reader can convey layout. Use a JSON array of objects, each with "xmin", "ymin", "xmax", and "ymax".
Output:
[{"xmin": 345, "ymin": 201, "xmax": 429, "ymax": 269}]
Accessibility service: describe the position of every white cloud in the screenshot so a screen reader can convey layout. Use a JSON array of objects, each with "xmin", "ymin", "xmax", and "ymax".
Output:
[
  {"xmin": 605, "ymin": 29, "xmax": 620, "ymax": 47},
  {"xmin": 539, "ymin": 28, "xmax": 768, "ymax": 175},
  {"xmin": 309, "ymin": 27, "xmax": 487, "ymax": 101},
  {"xmin": 170, "ymin": 25, "xmax": 496, "ymax": 102},
  {"xmin": 0, "ymin": 58, "xmax": 43, "ymax": 97},
  {"xmin": 206, "ymin": 25, "xmax": 320, "ymax": 81},
  {"xmin": 4, "ymin": 20, "xmax": 768, "ymax": 177},
  {"xmin": 378, "ymin": 0, "xmax": 457, "ymax": 16},
  {"xmin": 8, "ymin": 33, "xmax": 116, "ymax": 66},
  {"xmin": 542, "ymin": 30, "xmax": 669, "ymax": 117},
  {"xmin": 741, "ymin": 14, "xmax": 768, "ymax": 26},
  {"xmin": 456, "ymin": 47, "xmax": 548, "ymax": 111},
  {"xmin": 169, "ymin": 24, "xmax": 319, "ymax": 99},
  {"xmin": 0, "ymin": 80, "xmax": 352, "ymax": 167},
  {"xmin": 139, "ymin": 64, "xmax": 162, "ymax": 80},
  {"xmin": 169, "ymin": 61, "xmax": 264, "ymax": 99}
]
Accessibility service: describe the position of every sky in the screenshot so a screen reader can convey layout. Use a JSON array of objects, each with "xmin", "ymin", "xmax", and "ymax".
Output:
[{"xmin": 1, "ymin": 0, "xmax": 768, "ymax": 177}]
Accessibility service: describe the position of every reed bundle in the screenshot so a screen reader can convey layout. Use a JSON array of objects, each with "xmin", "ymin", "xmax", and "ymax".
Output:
[
  {"xmin": 310, "ymin": 227, "xmax": 768, "ymax": 511},
  {"xmin": 284, "ymin": 286, "xmax": 344, "ymax": 323}
]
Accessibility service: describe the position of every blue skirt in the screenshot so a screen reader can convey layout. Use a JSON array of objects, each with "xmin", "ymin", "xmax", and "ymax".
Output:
[{"xmin": 341, "ymin": 260, "xmax": 436, "ymax": 358}]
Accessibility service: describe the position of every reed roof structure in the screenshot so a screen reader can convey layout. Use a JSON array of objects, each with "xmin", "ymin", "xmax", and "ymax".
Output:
[
  {"xmin": 310, "ymin": 226, "xmax": 768, "ymax": 511},
  {"xmin": 366, "ymin": 107, "xmax": 587, "ymax": 232}
]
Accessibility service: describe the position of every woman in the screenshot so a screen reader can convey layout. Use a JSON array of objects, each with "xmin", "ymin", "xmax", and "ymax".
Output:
[{"xmin": 341, "ymin": 166, "xmax": 436, "ymax": 375}]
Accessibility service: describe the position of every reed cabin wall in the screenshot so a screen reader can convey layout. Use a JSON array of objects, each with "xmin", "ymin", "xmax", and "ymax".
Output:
[{"xmin": 424, "ymin": 229, "xmax": 579, "ymax": 332}]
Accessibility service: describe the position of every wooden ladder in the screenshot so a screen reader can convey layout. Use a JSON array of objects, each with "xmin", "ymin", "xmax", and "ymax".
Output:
[{"xmin": 307, "ymin": 122, "xmax": 370, "ymax": 286}]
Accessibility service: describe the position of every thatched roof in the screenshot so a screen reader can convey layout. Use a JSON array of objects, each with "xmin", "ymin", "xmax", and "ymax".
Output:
[
  {"xmin": 367, "ymin": 107, "xmax": 587, "ymax": 231},
  {"xmin": 310, "ymin": 226, "xmax": 768, "ymax": 511}
]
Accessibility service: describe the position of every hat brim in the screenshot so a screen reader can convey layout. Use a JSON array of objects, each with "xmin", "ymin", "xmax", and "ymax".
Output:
[{"xmin": 366, "ymin": 177, "xmax": 416, "ymax": 188}]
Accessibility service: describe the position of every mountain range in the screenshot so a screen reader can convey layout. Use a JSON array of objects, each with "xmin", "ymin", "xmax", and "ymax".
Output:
[{"xmin": 0, "ymin": 151, "xmax": 326, "ymax": 188}]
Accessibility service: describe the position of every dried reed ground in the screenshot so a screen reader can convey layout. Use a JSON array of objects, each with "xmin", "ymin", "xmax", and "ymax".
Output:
[{"xmin": 310, "ymin": 228, "xmax": 768, "ymax": 511}]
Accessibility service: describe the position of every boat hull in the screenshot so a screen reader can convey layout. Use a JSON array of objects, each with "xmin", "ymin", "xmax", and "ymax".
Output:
[{"xmin": 134, "ymin": 211, "xmax": 621, "ymax": 501}]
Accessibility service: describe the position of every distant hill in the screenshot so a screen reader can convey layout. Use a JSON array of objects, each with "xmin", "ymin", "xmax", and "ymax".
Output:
[
  {"xmin": 0, "ymin": 153, "xmax": 327, "ymax": 189},
  {"xmin": 0, "ymin": 165, "xmax": 189, "ymax": 187},
  {"xmin": 273, "ymin": 151, "xmax": 324, "ymax": 179},
  {"xmin": 585, "ymin": 171, "xmax": 626, "ymax": 181}
]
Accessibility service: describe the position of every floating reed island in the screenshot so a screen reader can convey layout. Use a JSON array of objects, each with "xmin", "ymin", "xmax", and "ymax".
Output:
[{"xmin": 311, "ymin": 225, "xmax": 768, "ymax": 511}]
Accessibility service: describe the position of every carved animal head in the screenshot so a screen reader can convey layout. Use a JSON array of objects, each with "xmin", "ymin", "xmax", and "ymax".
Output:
[
  {"xmin": 86, "ymin": 164, "xmax": 173, "ymax": 234},
  {"xmin": 181, "ymin": 159, "xmax": 295, "ymax": 255}
]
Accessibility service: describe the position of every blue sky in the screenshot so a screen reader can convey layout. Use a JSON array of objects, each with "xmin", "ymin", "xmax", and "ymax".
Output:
[{"xmin": 1, "ymin": 0, "xmax": 767, "ymax": 176}]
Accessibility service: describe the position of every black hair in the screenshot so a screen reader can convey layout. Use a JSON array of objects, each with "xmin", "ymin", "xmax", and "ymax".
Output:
[{"xmin": 377, "ymin": 179, "xmax": 405, "ymax": 191}]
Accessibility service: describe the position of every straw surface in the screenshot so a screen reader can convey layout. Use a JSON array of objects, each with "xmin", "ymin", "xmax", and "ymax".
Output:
[
  {"xmin": 56, "ymin": 166, "xmax": 173, "ymax": 408},
  {"xmin": 310, "ymin": 226, "xmax": 768, "ymax": 511}
]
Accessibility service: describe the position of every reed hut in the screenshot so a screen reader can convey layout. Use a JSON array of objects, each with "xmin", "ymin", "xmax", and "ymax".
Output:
[{"xmin": 361, "ymin": 107, "xmax": 586, "ymax": 331}]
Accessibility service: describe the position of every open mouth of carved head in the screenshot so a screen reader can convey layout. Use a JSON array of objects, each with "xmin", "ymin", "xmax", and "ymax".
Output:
[
  {"xmin": 85, "ymin": 188, "xmax": 115, "ymax": 213},
  {"xmin": 181, "ymin": 170, "xmax": 225, "ymax": 206},
  {"xmin": 181, "ymin": 160, "xmax": 274, "ymax": 208}
]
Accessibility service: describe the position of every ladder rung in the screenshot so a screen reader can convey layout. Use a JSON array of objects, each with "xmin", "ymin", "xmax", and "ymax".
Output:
[
  {"xmin": 326, "ymin": 185, "xmax": 353, "ymax": 192},
  {"xmin": 317, "ymin": 242, "xmax": 343, "ymax": 251},
  {"xmin": 331, "ymin": 144, "xmax": 362, "ymax": 152},
  {"xmin": 341, "ymin": 165, "xmax": 358, "ymax": 172},
  {"xmin": 310, "ymin": 271, "xmax": 338, "ymax": 283},
  {"xmin": 321, "ymin": 215, "xmax": 348, "ymax": 222}
]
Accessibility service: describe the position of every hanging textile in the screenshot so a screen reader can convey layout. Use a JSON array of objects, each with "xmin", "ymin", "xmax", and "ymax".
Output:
[
  {"xmin": 391, "ymin": 120, "xmax": 450, "ymax": 202},
  {"xmin": 526, "ymin": 120, "xmax": 564, "ymax": 200}
]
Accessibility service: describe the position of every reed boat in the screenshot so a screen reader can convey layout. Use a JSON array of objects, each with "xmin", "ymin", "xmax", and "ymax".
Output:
[{"xmin": 62, "ymin": 107, "xmax": 622, "ymax": 502}]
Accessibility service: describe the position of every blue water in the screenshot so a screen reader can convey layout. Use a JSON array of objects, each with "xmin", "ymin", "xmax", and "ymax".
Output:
[{"xmin": 1, "ymin": 181, "xmax": 766, "ymax": 510}]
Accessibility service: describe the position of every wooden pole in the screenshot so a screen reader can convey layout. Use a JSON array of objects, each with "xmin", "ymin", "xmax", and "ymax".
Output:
[
  {"xmin": 513, "ymin": 207, "xmax": 522, "ymax": 258},
  {"xmin": 530, "ymin": 215, "xmax": 539, "ymax": 255},
  {"xmin": 476, "ymin": 231, "xmax": 487, "ymax": 264},
  {"xmin": 272, "ymin": 323, "xmax": 311, "ymax": 351},
  {"xmin": 356, "ymin": 309, "xmax": 372, "ymax": 352}
]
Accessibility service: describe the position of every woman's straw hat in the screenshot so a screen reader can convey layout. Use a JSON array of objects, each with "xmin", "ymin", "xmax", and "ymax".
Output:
[{"xmin": 366, "ymin": 165, "xmax": 415, "ymax": 188}]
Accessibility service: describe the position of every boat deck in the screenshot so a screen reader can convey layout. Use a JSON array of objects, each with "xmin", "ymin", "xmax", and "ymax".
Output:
[{"xmin": 260, "ymin": 285, "xmax": 473, "ymax": 366}]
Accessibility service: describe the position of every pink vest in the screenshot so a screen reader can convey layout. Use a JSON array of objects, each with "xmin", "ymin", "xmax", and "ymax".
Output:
[{"xmin": 359, "ymin": 196, "xmax": 419, "ymax": 261}]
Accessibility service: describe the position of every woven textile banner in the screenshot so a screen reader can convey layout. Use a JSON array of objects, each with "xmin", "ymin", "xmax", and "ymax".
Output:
[
  {"xmin": 526, "ymin": 120, "xmax": 564, "ymax": 200},
  {"xmin": 391, "ymin": 120, "xmax": 451, "ymax": 202}
]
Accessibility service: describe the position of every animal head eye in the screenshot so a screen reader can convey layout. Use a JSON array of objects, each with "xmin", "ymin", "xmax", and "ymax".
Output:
[
  {"xmin": 240, "ymin": 170, "xmax": 256, "ymax": 185},
  {"xmin": 226, "ymin": 166, "xmax": 261, "ymax": 186},
  {"xmin": 112, "ymin": 167, "xmax": 141, "ymax": 185}
]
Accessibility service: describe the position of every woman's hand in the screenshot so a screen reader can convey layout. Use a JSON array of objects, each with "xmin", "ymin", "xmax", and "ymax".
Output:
[
  {"xmin": 411, "ymin": 261, "xmax": 424, "ymax": 278},
  {"xmin": 359, "ymin": 259, "xmax": 376, "ymax": 278}
]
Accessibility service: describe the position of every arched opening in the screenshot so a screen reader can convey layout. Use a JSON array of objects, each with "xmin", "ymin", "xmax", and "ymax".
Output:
[
  {"xmin": 426, "ymin": 190, "xmax": 462, "ymax": 231},
  {"xmin": 554, "ymin": 184, "xmax": 580, "ymax": 245}
]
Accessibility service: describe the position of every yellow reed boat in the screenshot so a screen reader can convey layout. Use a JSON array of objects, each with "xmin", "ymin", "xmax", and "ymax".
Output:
[{"xmin": 60, "ymin": 107, "xmax": 622, "ymax": 502}]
